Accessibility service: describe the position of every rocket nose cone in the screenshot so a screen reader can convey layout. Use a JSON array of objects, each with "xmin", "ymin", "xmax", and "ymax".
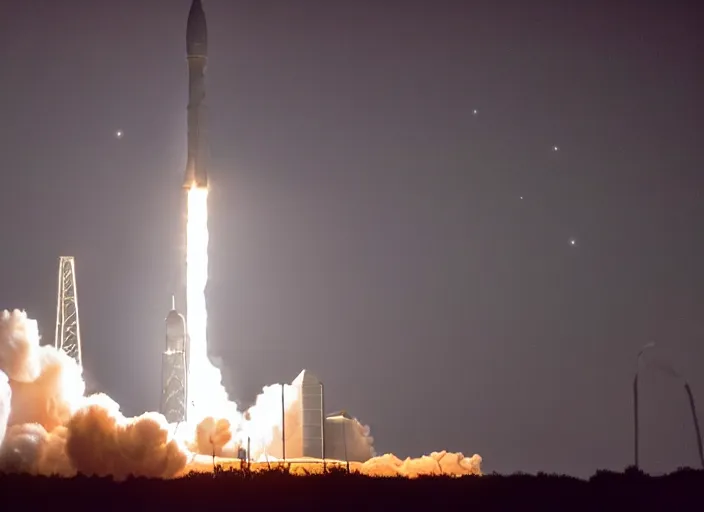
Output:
[{"xmin": 187, "ymin": 0, "xmax": 208, "ymax": 57}]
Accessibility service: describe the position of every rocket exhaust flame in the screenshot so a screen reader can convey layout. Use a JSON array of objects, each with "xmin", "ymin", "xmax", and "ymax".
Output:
[{"xmin": 185, "ymin": 185, "xmax": 234, "ymax": 426}]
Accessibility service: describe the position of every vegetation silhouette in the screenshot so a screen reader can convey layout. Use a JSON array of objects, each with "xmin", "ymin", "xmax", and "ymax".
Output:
[{"xmin": 0, "ymin": 465, "xmax": 702, "ymax": 510}]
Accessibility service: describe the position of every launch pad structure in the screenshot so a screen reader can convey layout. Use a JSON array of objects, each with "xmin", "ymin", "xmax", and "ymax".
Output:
[
  {"xmin": 54, "ymin": 256, "xmax": 82, "ymax": 368},
  {"xmin": 161, "ymin": 297, "xmax": 188, "ymax": 424}
]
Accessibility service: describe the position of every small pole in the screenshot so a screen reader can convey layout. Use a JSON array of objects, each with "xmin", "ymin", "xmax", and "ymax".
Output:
[
  {"xmin": 281, "ymin": 384, "xmax": 286, "ymax": 461},
  {"xmin": 343, "ymin": 418, "xmax": 349, "ymax": 473},
  {"xmin": 634, "ymin": 373, "xmax": 639, "ymax": 469},
  {"xmin": 633, "ymin": 343, "xmax": 654, "ymax": 470},
  {"xmin": 247, "ymin": 436, "xmax": 251, "ymax": 470},
  {"xmin": 264, "ymin": 446, "xmax": 271, "ymax": 470},
  {"xmin": 320, "ymin": 382, "xmax": 326, "ymax": 471},
  {"xmin": 210, "ymin": 436, "xmax": 216, "ymax": 476}
]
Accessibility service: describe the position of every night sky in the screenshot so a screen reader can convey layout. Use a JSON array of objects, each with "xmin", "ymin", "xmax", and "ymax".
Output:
[{"xmin": 1, "ymin": 0, "xmax": 703, "ymax": 477}]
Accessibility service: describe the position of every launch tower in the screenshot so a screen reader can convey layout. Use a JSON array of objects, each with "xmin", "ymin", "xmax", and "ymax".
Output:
[
  {"xmin": 161, "ymin": 297, "xmax": 188, "ymax": 423},
  {"xmin": 54, "ymin": 256, "xmax": 82, "ymax": 367}
]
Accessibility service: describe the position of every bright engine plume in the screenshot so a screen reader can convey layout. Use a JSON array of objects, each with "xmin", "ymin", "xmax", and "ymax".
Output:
[{"xmin": 186, "ymin": 185, "xmax": 236, "ymax": 426}]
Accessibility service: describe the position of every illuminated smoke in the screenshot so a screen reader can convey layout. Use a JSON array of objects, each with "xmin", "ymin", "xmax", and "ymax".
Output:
[
  {"xmin": 237, "ymin": 382, "xmax": 300, "ymax": 460},
  {"xmin": 0, "ymin": 309, "xmax": 188, "ymax": 479},
  {"xmin": 192, "ymin": 416, "xmax": 233, "ymax": 456},
  {"xmin": 0, "ymin": 310, "xmax": 42, "ymax": 383},
  {"xmin": 358, "ymin": 451, "xmax": 482, "ymax": 477},
  {"xmin": 8, "ymin": 345, "xmax": 84, "ymax": 430},
  {"xmin": 65, "ymin": 393, "xmax": 187, "ymax": 479},
  {"xmin": 329, "ymin": 415, "xmax": 377, "ymax": 462},
  {"xmin": 182, "ymin": 450, "xmax": 483, "ymax": 478},
  {"xmin": 0, "ymin": 424, "xmax": 74, "ymax": 477}
]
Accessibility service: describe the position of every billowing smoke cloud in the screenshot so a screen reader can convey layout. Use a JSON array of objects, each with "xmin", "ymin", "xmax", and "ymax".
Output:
[
  {"xmin": 336, "ymin": 415, "xmax": 376, "ymax": 462},
  {"xmin": 9, "ymin": 346, "xmax": 84, "ymax": 430},
  {"xmin": 0, "ymin": 309, "xmax": 188, "ymax": 478},
  {"xmin": 191, "ymin": 416, "xmax": 233, "ymax": 456},
  {"xmin": 0, "ymin": 424, "xmax": 74, "ymax": 476},
  {"xmin": 0, "ymin": 309, "xmax": 481, "ymax": 478},
  {"xmin": 239, "ymin": 382, "xmax": 300, "ymax": 460},
  {"xmin": 65, "ymin": 393, "xmax": 187, "ymax": 479},
  {"xmin": 0, "ymin": 310, "xmax": 42, "ymax": 383}
]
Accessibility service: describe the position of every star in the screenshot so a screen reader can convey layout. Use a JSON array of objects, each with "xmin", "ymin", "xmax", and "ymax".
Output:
[
  {"xmin": 115, "ymin": 130, "xmax": 124, "ymax": 139},
  {"xmin": 552, "ymin": 145, "xmax": 559, "ymax": 152},
  {"xmin": 569, "ymin": 238, "xmax": 577, "ymax": 246},
  {"xmin": 472, "ymin": 109, "xmax": 478, "ymax": 115}
]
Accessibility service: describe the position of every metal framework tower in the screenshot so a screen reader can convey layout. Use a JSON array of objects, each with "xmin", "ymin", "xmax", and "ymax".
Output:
[
  {"xmin": 54, "ymin": 256, "xmax": 82, "ymax": 367},
  {"xmin": 161, "ymin": 296, "xmax": 188, "ymax": 424}
]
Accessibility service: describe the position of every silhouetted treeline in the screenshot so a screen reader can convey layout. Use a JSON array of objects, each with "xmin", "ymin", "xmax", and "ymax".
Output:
[{"xmin": 0, "ymin": 466, "xmax": 702, "ymax": 511}]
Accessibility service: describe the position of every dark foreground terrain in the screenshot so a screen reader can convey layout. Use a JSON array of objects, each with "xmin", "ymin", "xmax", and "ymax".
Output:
[{"xmin": 1, "ymin": 467, "xmax": 702, "ymax": 510}]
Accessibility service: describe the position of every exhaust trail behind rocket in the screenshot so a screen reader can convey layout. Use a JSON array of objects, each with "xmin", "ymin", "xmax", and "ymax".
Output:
[{"xmin": 184, "ymin": 0, "xmax": 208, "ymax": 189}]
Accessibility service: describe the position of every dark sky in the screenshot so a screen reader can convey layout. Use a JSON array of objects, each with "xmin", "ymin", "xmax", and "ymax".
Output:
[{"xmin": 1, "ymin": 0, "xmax": 702, "ymax": 477}]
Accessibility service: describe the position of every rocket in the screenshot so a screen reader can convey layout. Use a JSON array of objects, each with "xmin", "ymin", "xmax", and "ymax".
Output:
[
  {"xmin": 161, "ymin": 0, "xmax": 209, "ymax": 424},
  {"xmin": 184, "ymin": 0, "xmax": 209, "ymax": 189}
]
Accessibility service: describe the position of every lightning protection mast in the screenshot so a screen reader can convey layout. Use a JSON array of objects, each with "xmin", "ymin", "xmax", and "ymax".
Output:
[{"xmin": 54, "ymin": 256, "xmax": 82, "ymax": 367}]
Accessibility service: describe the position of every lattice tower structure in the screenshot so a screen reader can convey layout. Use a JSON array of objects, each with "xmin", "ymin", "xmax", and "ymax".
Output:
[
  {"xmin": 161, "ymin": 297, "xmax": 188, "ymax": 424},
  {"xmin": 54, "ymin": 256, "xmax": 82, "ymax": 367}
]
